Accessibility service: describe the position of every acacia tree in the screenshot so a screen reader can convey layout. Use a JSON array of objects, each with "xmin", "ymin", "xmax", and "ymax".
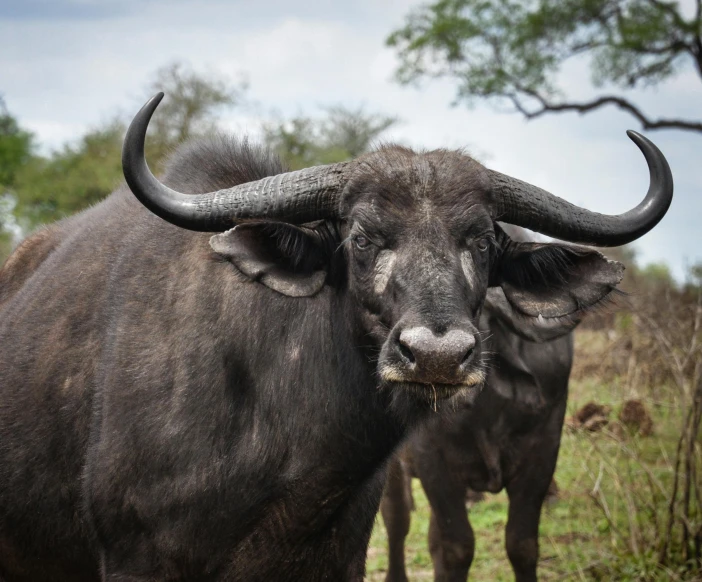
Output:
[{"xmin": 387, "ymin": 0, "xmax": 702, "ymax": 132}]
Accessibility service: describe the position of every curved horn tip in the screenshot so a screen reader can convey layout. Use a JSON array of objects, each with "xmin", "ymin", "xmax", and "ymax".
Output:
[
  {"xmin": 141, "ymin": 92, "xmax": 165, "ymax": 119},
  {"xmin": 491, "ymin": 128, "xmax": 673, "ymax": 247},
  {"xmin": 624, "ymin": 129, "xmax": 673, "ymax": 181},
  {"xmin": 625, "ymin": 129, "xmax": 648, "ymax": 148},
  {"xmin": 123, "ymin": 93, "xmax": 165, "ymax": 160},
  {"xmin": 625, "ymin": 129, "xmax": 665, "ymax": 159},
  {"xmin": 151, "ymin": 91, "xmax": 165, "ymax": 103}
]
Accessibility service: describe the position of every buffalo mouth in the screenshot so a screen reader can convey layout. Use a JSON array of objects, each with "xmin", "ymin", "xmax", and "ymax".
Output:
[
  {"xmin": 376, "ymin": 323, "xmax": 486, "ymax": 405},
  {"xmin": 379, "ymin": 368, "xmax": 487, "ymax": 406}
]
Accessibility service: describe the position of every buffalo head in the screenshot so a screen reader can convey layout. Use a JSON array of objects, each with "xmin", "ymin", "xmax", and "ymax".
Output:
[{"xmin": 123, "ymin": 93, "xmax": 672, "ymax": 405}]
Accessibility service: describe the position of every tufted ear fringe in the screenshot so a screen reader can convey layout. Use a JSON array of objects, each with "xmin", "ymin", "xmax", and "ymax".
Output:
[
  {"xmin": 210, "ymin": 221, "xmax": 334, "ymax": 297},
  {"xmin": 494, "ymin": 235, "xmax": 625, "ymax": 322}
]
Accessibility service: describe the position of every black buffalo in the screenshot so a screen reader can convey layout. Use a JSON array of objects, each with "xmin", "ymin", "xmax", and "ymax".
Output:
[
  {"xmin": 380, "ymin": 232, "xmax": 576, "ymax": 582},
  {"xmin": 0, "ymin": 93, "xmax": 672, "ymax": 581}
]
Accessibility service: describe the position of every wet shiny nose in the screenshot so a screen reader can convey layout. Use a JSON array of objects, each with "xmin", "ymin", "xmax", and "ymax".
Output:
[{"xmin": 396, "ymin": 327, "xmax": 476, "ymax": 381}]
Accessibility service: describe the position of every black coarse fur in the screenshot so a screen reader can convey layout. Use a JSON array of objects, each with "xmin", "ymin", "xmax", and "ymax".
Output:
[
  {"xmin": 0, "ymin": 137, "xmax": 392, "ymax": 581},
  {"xmin": 165, "ymin": 134, "xmax": 288, "ymax": 192},
  {"xmin": 0, "ymin": 136, "xmax": 430, "ymax": 582},
  {"xmin": 0, "ymin": 134, "xmax": 623, "ymax": 582}
]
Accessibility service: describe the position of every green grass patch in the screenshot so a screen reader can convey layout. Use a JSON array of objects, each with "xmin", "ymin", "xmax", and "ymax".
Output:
[{"xmin": 365, "ymin": 379, "xmax": 697, "ymax": 581}]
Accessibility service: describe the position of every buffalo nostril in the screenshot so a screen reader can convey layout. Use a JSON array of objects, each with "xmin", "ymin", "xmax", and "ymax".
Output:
[{"xmin": 398, "ymin": 339, "xmax": 416, "ymax": 364}]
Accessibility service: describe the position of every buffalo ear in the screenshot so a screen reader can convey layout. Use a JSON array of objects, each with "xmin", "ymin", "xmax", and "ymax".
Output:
[
  {"xmin": 494, "ymin": 238, "xmax": 624, "ymax": 326},
  {"xmin": 210, "ymin": 222, "xmax": 329, "ymax": 297}
]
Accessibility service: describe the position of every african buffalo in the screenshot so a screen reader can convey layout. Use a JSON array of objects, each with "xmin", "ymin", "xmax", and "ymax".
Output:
[
  {"xmin": 0, "ymin": 93, "xmax": 672, "ymax": 581},
  {"xmin": 380, "ymin": 230, "xmax": 577, "ymax": 582}
]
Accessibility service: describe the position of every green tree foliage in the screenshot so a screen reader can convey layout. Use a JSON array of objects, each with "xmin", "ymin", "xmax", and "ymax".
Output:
[
  {"xmin": 262, "ymin": 106, "xmax": 398, "ymax": 170},
  {"xmin": 687, "ymin": 261, "xmax": 702, "ymax": 286},
  {"xmin": 10, "ymin": 62, "xmax": 244, "ymax": 230},
  {"xmin": 0, "ymin": 97, "xmax": 34, "ymax": 189},
  {"xmin": 638, "ymin": 260, "xmax": 674, "ymax": 286},
  {"xmin": 0, "ymin": 98, "xmax": 34, "ymax": 261},
  {"xmin": 13, "ymin": 120, "xmax": 125, "ymax": 226},
  {"xmin": 388, "ymin": 0, "xmax": 702, "ymax": 132},
  {"xmin": 0, "ymin": 199, "xmax": 14, "ymax": 264}
]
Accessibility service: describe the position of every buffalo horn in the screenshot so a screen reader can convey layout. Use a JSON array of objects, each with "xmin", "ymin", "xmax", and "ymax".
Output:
[
  {"xmin": 488, "ymin": 131, "xmax": 673, "ymax": 246},
  {"xmin": 122, "ymin": 93, "xmax": 349, "ymax": 231}
]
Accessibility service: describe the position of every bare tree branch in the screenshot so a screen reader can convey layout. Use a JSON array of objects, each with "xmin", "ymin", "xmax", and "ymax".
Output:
[
  {"xmin": 391, "ymin": 0, "xmax": 702, "ymax": 134},
  {"xmin": 511, "ymin": 86, "xmax": 702, "ymax": 132},
  {"xmin": 620, "ymin": 39, "xmax": 689, "ymax": 56}
]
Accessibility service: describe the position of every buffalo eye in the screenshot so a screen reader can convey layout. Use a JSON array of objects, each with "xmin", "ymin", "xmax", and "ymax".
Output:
[
  {"xmin": 354, "ymin": 234, "xmax": 371, "ymax": 250},
  {"xmin": 476, "ymin": 238, "xmax": 490, "ymax": 252}
]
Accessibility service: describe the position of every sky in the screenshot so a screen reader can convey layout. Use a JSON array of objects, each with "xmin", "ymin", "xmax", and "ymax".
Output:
[{"xmin": 1, "ymin": 0, "xmax": 700, "ymax": 280}]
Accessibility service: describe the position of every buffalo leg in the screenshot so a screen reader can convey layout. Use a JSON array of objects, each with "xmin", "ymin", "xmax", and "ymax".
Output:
[
  {"xmin": 380, "ymin": 456, "xmax": 411, "ymax": 582},
  {"xmin": 504, "ymin": 460, "xmax": 557, "ymax": 582},
  {"xmin": 421, "ymin": 475, "xmax": 474, "ymax": 582}
]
